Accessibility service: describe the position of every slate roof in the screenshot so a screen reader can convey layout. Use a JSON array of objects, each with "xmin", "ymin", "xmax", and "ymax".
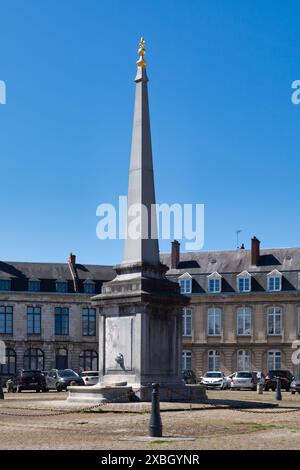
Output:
[
  {"xmin": 1, "ymin": 247, "xmax": 300, "ymax": 295},
  {"xmin": 160, "ymin": 248, "xmax": 300, "ymax": 294},
  {"xmin": 0, "ymin": 261, "xmax": 115, "ymax": 294},
  {"xmin": 160, "ymin": 248, "xmax": 300, "ymax": 274}
]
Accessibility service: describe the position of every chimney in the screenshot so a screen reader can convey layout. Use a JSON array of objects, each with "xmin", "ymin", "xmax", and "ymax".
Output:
[
  {"xmin": 68, "ymin": 253, "xmax": 76, "ymax": 266},
  {"xmin": 251, "ymin": 236, "xmax": 260, "ymax": 266},
  {"xmin": 240, "ymin": 243, "xmax": 245, "ymax": 250},
  {"xmin": 171, "ymin": 240, "xmax": 180, "ymax": 269}
]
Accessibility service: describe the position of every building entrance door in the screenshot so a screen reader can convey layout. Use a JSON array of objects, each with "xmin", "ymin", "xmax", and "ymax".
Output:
[{"xmin": 55, "ymin": 348, "xmax": 68, "ymax": 369}]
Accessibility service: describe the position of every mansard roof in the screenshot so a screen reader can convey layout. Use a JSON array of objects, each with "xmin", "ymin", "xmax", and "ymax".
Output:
[
  {"xmin": 160, "ymin": 248, "xmax": 300, "ymax": 274},
  {"xmin": 0, "ymin": 261, "xmax": 115, "ymax": 282}
]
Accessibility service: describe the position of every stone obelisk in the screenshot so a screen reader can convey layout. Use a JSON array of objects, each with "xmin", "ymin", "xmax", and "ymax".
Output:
[
  {"xmin": 122, "ymin": 37, "xmax": 159, "ymax": 267},
  {"xmin": 68, "ymin": 39, "xmax": 206, "ymax": 402}
]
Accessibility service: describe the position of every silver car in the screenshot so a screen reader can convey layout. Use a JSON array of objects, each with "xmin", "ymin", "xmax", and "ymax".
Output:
[
  {"xmin": 81, "ymin": 371, "xmax": 99, "ymax": 386},
  {"xmin": 230, "ymin": 371, "xmax": 257, "ymax": 390}
]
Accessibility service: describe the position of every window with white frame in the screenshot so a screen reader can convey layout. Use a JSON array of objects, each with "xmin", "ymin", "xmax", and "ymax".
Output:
[
  {"xmin": 267, "ymin": 306, "xmax": 282, "ymax": 335},
  {"xmin": 267, "ymin": 350, "xmax": 281, "ymax": 370},
  {"xmin": 268, "ymin": 270, "xmax": 282, "ymax": 292},
  {"xmin": 237, "ymin": 307, "xmax": 252, "ymax": 335},
  {"xmin": 237, "ymin": 350, "xmax": 251, "ymax": 371},
  {"xmin": 208, "ymin": 350, "xmax": 220, "ymax": 371},
  {"xmin": 208, "ymin": 308, "xmax": 221, "ymax": 336},
  {"xmin": 178, "ymin": 273, "xmax": 192, "ymax": 294},
  {"xmin": 207, "ymin": 273, "xmax": 221, "ymax": 293},
  {"xmin": 179, "ymin": 278, "xmax": 192, "ymax": 294},
  {"xmin": 182, "ymin": 308, "xmax": 192, "ymax": 336},
  {"xmin": 237, "ymin": 272, "xmax": 251, "ymax": 293},
  {"xmin": 182, "ymin": 350, "xmax": 192, "ymax": 371}
]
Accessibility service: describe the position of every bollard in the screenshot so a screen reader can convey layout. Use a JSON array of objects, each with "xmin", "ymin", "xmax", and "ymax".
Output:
[
  {"xmin": 275, "ymin": 376, "xmax": 282, "ymax": 401},
  {"xmin": 6, "ymin": 379, "xmax": 13, "ymax": 393},
  {"xmin": 0, "ymin": 378, "xmax": 4, "ymax": 400},
  {"xmin": 149, "ymin": 383, "xmax": 162, "ymax": 437},
  {"xmin": 257, "ymin": 382, "xmax": 263, "ymax": 395}
]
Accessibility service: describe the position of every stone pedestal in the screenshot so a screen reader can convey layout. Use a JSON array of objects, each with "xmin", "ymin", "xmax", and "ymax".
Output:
[
  {"xmin": 67, "ymin": 384, "xmax": 133, "ymax": 403},
  {"xmin": 96, "ymin": 263, "xmax": 187, "ymax": 391},
  {"xmin": 67, "ymin": 383, "xmax": 207, "ymax": 403}
]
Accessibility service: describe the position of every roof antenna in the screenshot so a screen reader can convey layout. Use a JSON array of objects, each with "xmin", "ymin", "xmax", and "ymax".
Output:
[{"xmin": 236, "ymin": 230, "xmax": 242, "ymax": 249}]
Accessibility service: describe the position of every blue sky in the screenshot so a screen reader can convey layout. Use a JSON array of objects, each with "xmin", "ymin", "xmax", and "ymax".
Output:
[{"xmin": 1, "ymin": 0, "xmax": 300, "ymax": 265}]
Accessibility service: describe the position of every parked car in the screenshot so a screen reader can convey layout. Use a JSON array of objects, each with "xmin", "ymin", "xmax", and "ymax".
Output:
[
  {"xmin": 81, "ymin": 371, "xmax": 100, "ymax": 386},
  {"xmin": 290, "ymin": 376, "xmax": 300, "ymax": 394},
  {"xmin": 182, "ymin": 370, "xmax": 197, "ymax": 384},
  {"xmin": 46, "ymin": 369, "xmax": 84, "ymax": 391},
  {"xmin": 265, "ymin": 370, "xmax": 293, "ymax": 391},
  {"xmin": 11, "ymin": 370, "xmax": 47, "ymax": 393},
  {"xmin": 201, "ymin": 371, "xmax": 227, "ymax": 389},
  {"xmin": 230, "ymin": 371, "xmax": 257, "ymax": 390}
]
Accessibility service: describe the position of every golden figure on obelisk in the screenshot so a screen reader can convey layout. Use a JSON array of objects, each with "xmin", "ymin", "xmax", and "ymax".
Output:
[{"xmin": 136, "ymin": 36, "xmax": 147, "ymax": 68}]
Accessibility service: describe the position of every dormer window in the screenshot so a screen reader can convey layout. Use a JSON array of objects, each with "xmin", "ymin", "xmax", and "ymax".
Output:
[
  {"xmin": 56, "ymin": 281, "xmax": 68, "ymax": 293},
  {"xmin": 207, "ymin": 272, "xmax": 222, "ymax": 293},
  {"xmin": 28, "ymin": 280, "xmax": 40, "ymax": 292},
  {"xmin": 84, "ymin": 280, "xmax": 96, "ymax": 294},
  {"xmin": 178, "ymin": 273, "xmax": 192, "ymax": 294},
  {"xmin": 267, "ymin": 270, "xmax": 282, "ymax": 292},
  {"xmin": 0, "ymin": 279, "xmax": 11, "ymax": 291},
  {"xmin": 237, "ymin": 271, "xmax": 251, "ymax": 293}
]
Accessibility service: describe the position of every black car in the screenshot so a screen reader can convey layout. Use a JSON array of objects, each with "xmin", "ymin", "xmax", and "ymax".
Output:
[
  {"xmin": 265, "ymin": 370, "xmax": 293, "ymax": 391},
  {"xmin": 12, "ymin": 370, "xmax": 47, "ymax": 392},
  {"xmin": 46, "ymin": 369, "xmax": 84, "ymax": 391},
  {"xmin": 182, "ymin": 370, "xmax": 197, "ymax": 384}
]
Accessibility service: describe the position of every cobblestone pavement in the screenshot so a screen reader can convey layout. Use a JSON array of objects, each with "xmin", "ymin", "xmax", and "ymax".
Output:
[{"xmin": 1, "ymin": 390, "xmax": 300, "ymax": 449}]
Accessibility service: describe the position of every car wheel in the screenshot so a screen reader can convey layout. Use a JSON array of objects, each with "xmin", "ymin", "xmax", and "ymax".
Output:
[
  {"xmin": 56, "ymin": 383, "xmax": 63, "ymax": 392},
  {"xmin": 17, "ymin": 386, "xmax": 22, "ymax": 393},
  {"xmin": 291, "ymin": 391, "xmax": 295, "ymax": 395},
  {"xmin": 42, "ymin": 388, "xmax": 48, "ymax": 393},
  {"xmin": 35, "ymin": 389, "xmax": 41, "ymax": 393}
]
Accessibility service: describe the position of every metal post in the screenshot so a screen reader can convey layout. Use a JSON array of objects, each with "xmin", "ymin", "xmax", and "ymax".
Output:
[
  {"xmin": 275, "ymin": 376, "xmax": 282, "ymax": 401},
  {"xmin": 149, "ymin": 383, "xmax": 162, "ymax": 437},
  {"xmin": 0, "ymin": 378, "xmax": 4, "ymax": 400}
]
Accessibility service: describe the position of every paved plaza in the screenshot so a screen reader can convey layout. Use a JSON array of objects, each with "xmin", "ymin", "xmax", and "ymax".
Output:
[{"xmin": 1, "ymin": 390, "xmax": 300, "ymax": 450}]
